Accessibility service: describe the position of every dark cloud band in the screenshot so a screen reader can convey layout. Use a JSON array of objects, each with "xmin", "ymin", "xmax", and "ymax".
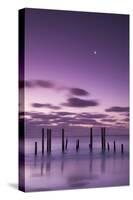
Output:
[
  {"xmin": 32, "ymin": 103, "xmax": 61, "ymax": 110},
  {"xmin": 105, "ymin": 106, "xmax": 129, "ymax": 112},
  {"xmin": 69, "ymin": 88, "xmax": 89, "ymax": 96},
  {"xmin": 62, "ymin": 97, "xmax": 99, "ymax": 107}
]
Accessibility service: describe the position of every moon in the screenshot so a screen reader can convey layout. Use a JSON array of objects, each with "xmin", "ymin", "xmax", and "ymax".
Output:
[{"xmin": 93, "ymin": 51, "xmax": 97, "ymax": 55}]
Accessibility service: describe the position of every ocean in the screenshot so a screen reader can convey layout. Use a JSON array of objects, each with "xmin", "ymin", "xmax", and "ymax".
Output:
[{"xmin": 23, "ymin": 135, "xmax": 129, "ymax": 191}]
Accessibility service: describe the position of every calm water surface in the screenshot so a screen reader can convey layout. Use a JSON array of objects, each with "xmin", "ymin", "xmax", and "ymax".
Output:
[{"xmin": 24, "ymin": 135, "xmax": 129, "ymax": 191}]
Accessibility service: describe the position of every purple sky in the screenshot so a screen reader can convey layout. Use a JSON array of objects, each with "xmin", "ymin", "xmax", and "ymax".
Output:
[{"xmin": 20, "ymin": 8, "xmax": 129, "ymax": 136}]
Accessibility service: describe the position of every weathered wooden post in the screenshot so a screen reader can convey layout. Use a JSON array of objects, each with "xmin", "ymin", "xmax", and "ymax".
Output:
[
  {"xmin": 101, "ymin": 127, "xmax": 106, "ymax": 152},
  {"xmin": 47, "ymin": 128, "xmax": 49, "ymax": 153},
  {"xmin": 42, "ymin": 128, "xmax": 44, "ymax": 155},
  {"xmin": 101, "ymin": 127, "xmax": 104, "ymax": 152},
  {"xmin": 62, "ymin": 128, "xmax": 65, "ymax": 153},
  {"xmin": 121, "ymin": 144, "xmax": 124, "ymax": 154},
  {"xmin": 65, "ymin": 138, "xmax": 68, "ymax": 150},
  {"xmin": 76, "ymin": 139, "xmax": 79, "ymax": 152},
  {"xmin": 47, "ymin": 128, "xmax": 51, "ymax": 154},
  {"xmin": 107, "ymin": 142, "xmax": 110, "ymax": 152},
  {"xmin": 35, "ymin": 141, "xmax": 37, "ymax": 156},
  {"xmin": 90, "ymin": 127, "xmax": 93, "ymax": 152},
  {"xmin": 49, "ymin": 129, "xmax": 52, "ymax": 153},
  {"xmin": 113, "ymin": 141, "xmax": 116, "ymax": 153},
  {"xmin": 103, "ymin": 127, "xmax": 106, "ymax": 152}
]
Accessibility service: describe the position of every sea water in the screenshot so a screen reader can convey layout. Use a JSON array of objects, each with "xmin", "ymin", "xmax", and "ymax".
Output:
[{"xmin": 24, "ymin": 135, "xmax": 129, "ymax": 191}]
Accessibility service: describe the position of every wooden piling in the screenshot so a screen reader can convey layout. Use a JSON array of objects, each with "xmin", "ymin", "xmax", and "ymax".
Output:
[
  {"xmin": 121, "ymin": 144, "xmax": 124, "ymax": 154},
  {"xmin": 76, "ymin": 139, "xmax": 79, "ymax": 152},
  {"xmin": 47, "ymin": 128, "xmax": 49, "ymax": 153},
  {"xmin": 103, "ymin": 127, "xmax": 106, "ymax": 152},
  {"xmin": 101, "ymin": 128, "xmax": 104, "ymax": 152},
  {"xmin": 42, "ymin": 128, "xmax": 44, "ymax": 155},
  {"xmin": 65, "ymin": 138, "xmax": 68, "ymax": 150},
  {"xmin": 49, "ymin": 129, "xmax": 52, "ymax": 153},
  {"xmin": 101, "ymin": 127, "xmax": 106, "ymax": 152},
  {"xmin": 62, "ymin": 128, "xmax": 65, "ymax": 153},
  {"xmin": 107, "ymin": 142, "xmax": 110, "ymax": 152},
  {"xmin": 90, "ymin": 127, "xmax": 93, "ymax": 151},
  {"xmin": 47, "ymin": 128, "xmax": 51, "ymax": 154},
  {"xmin": 35, "ymin": 141, "xmax": 37, "ymax": 156},
  {"xmin": 113, "ymin": 141, "xmax": 116, "ymax": 153}
]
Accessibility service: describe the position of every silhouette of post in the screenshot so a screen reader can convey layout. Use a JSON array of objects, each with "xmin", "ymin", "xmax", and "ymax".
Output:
[
  {"xmin": 101, "ymin": 127, "xmax": 106, "ymax": 152},
  {"xmin": 49, "ymin": 129, "xmax": 52, "ymax": 153},
  {"xmin": 62, "ymin": 128, "xmax": 65, "ymax": 153},
  {"xmin": 107, "ymin": 142, "xmax": 110, "ymax": 152},
  {"xmin": 35, "ymin": 141, "xmax": 37, "ymax": 156},
  {"xmin": 65, "ymin": 138, "xmax": 68, "ymax": 150},
  {"xmin": 103, "ymin": 127, "xmax": 106, "ymax": 152},
  {"xmin": 113, "ymin": 141, "xmax": 116, "ymax": 153},
  {"xmin": 90, "ymin": 127, "xmax": 93, "ymax": 152},
  {"xmin": 42, "ymin": 128, "xmax": 44, "ymax": 155},
  {"xmin": 47, "ymin": 129, "xmax": 51, "ymax": 154},
  {"xmin": 47, "ymin": 129, "xmax": 49, "ymax": 153},
  {"xmin": 101, "ymin": 128, "xmax": 104, "ymax": 152},
  {"xmin": 76, "ymin": 139, "xmax": 79, "ymax": 152},
  {"xmin": 121, "ymin": 144, "xmax": 124, "ymax": 154}
]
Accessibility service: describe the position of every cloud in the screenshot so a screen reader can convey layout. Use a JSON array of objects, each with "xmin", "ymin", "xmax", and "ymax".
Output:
[
  {"xmin": 122, "ymin": 118, "xmax": 129, "ymax": 122},
  {"xmin": 101, "ymin": 118, "xmax": 117, "ymax": 122},
  {"xmin": 21, "ymin": 111, "xmax": 129, "ymax": 137},
  {"xmin": 20, "ymin": 110, "xmax": 116, "ymax": 130},
  {"xmin": 19, "ymin": 80, "xmax": 55, "ymax": 89},
  {"xmin": 70, "ymin": 118, "xmax": 102, "ymax": 126},
  {"xmin": 62, "ymin": 97, "xmax": 99, "ymax": 107},
  {"xmin": 35, "ymin": 80, "xmax": 55, "ymax": 88},
  {"xmin": 77, "ymin": 113, "xmax": 108, "ymax": 119},
  {"xmin": 22, "ymin": 111, "xmax": 105, "ymax": 126},
  {"xmin": 30, "ymin": 112, "xmax": 57, "ymax": 120},
  {"xmin": 125, "ymin": 112, "xmax": 129, "ymax": 117},
  {"xmin": 51, "ymin": 116, "xmax": 104, "ymax": 127},
  {"xmin": 25, "ymin": 118, "xmax": 51, "ymax": 127},
  {"xmin": 19, "ymin": 80, "xmax": 91, "ymax": 98},
  {"xmin": 120, "ymin": 112, "xmax": 129, "ymax": 117},
  {"xmin": 32, "ymin": 103, "xmax": 61, "ymax": 110},
  {"xmin": 105, "ymin": 106, "xmax": 129, "ymax": 113},
  {"xmin": 29, "ymin": 113, "xmax": 102, "ymax": 126},
  {"xmin": 52, "ymin": 111, "xmax": 76, "ymax": 116},
  {"xmin": 23, "ymin": 112, "xmax": 59, "ymax": 125},
  {"xmin": 115, "ymin": 122, "xmax": 128, "ymax": 126},
  {"xmin": 69, "ymin": 88, "xmax": 89, "ymax": 96}
]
